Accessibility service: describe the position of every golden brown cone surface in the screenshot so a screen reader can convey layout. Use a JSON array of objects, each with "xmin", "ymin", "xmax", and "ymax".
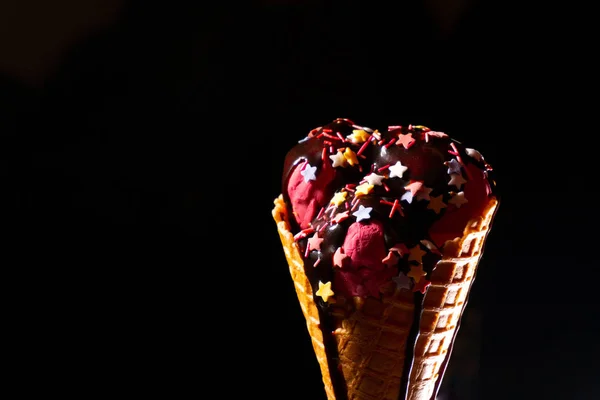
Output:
[{"xmin": 273, "ymin": 195, "xmax": 498, "ymax": 400}]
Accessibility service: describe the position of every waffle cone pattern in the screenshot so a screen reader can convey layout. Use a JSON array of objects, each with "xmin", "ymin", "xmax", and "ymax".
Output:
[{"xmin": 273, "ymin": 195, "xmax": 498, "ymax": 400}]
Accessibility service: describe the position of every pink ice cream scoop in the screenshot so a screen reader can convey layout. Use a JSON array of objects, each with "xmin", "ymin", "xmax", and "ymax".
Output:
[
  {"xmin": 332, "ymin": 220, "xmax": 398, "ymax": 297},
  {"xmin": 286, "ymin": 158, "xmax": 337, "ymax": 229}
]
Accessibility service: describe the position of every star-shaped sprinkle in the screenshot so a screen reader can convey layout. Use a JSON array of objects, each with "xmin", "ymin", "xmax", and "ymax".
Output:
[
  {"xmin": 331, "ymin": 191, "xmax": 348, "ymax": 207},
  {"xmin": 445, "ymin": 159, "xmax": 462, "ymax": 175},
  {"xmin": 347, "ymin": 129, "xmax": 371, "ymax": 144},
  {"xmin": 404, "ymin": 181, "xmax": 424, "ymax": 196},
  {"xmin": 343, "ymin": 148, "xmax": 359, "ymax": 166},
  {"xmin": 390, "ymin": 243, "xmax": 409, "ymax": 257},
  {"xmin": 307, "ymin": 233, "xmax": 324, "ymax": 251},
  {"xmin": 315, "ymin": 281, "xmax": 335, "ymax": 302},
  {"xmin": 408, "ymin": 245, "xmax": 427, "ymax": 264},
  {"xmin": 415, "ymin": 186, "xmax": 432, "ymax": 201},
  {"xmin": 466, "ymin": 148, "xmax": 483, "ymax": 161},
  {"xmin": 396, "ymin": 133, "xmax": 415, "ymax": 149},
  {"xmin": 329, "ymin": 151, "xmax": 346, "ymax": 168},
  {"xmin": 388, "ymin": 161, "xmax": 408, "ymax": 179},
  {"xmin": 352, "ymin": 205, "xmax": 372, "ymax": 222},
  {"xmin": 427, "ymin": 195, "xmax": 447, "ymax": 214},
  {"xmin": 355, "ymin": 182, "xmax": 374, "ymax": 197},
  {"xmin": 448, "ymin": 173, "xmax": 467, "ymax": 189},
  {"xmin": 382, "ymin": 251, "xmax": 400, "ymax": 267},
  {"xmin": 448, "ymin": 191, "xmax": 468, "ymax": 208},
  {"xmin": 392, "ymin": 273, "xmax": 412, "ymax": 291},
  {"xmin": 364, "ymin": 173, "xmax": 385, "ymax": 186},
  {"xmin": 407, "ymin": 265, "xmax": 427, "ymax": 283},
  {"xmin": 333, "ymin": 247, "xmax": 349, "ymax": 268},
  {"xmin": 401, "ymin": 190, "xmax": 414, "ymax": 203},
  {"xmin": 412, "ymin": 277, "xmax": 431, "ymax": 294},
  {"xmin": 427, "ymin": 131, "xmax": 448, "ymax": 138},
  {"xmin": 301, "ymin": 164, "xmax": 317, "ymax": 182},
  {"xmin": 332, "ymin": 211, "xmax": 350, "ymax": 224}
]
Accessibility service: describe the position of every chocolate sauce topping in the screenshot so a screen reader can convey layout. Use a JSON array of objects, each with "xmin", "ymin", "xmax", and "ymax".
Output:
[{"xmin": 281, "ymin": 118, "xmax": 496, "ymax": 400}]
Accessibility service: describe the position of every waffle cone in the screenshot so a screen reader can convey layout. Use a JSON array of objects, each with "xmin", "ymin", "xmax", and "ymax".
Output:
[{"xmin": 273, "ymin": 195, "xmax": 498, "ymax": 400}]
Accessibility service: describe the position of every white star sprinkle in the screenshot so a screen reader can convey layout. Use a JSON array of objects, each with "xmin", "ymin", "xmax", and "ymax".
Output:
[
  {"xmin": 401, "ymin": 191, "xmax": 414, "ymax": 204},
  {"xmin": 446, "ymin": 159, "xmax": 461, "ymax": 175},
  {"xmin": 466, "ymin": 148, "xmax": 483, "ymax": 162},
  {"xmin": 364, "ymin": 173, "xmax": 385, "ymax": 186},
  {"xmin": 352, "ymin": 205, "xmax": 373, "ymax": 222},
  {"xmin": 329, "ymin": 152, "xmax": 346, "ymax": 168},
  {"xmin": 392, "ymin": 273, "xmax": 412, "ymax": 290},
  {"xmin": 449, "ymin": 191, "xmax": 468, "ymax": 208},
  {"xmin": 301, "ymin": 164, "xmax": 317, "ymax": 182},
  {"xmin": 448, "ymin": 173, "xmax": 467, "ymax": 189},
  {"xmin": 388, "ymin": 161, "xmax": 408, "ymax": 179}
]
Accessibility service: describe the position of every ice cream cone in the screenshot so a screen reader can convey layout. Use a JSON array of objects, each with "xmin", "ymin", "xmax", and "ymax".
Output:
[{"xmin": 273, "ymin": 194, "xmax": 498, "ymax": 400}]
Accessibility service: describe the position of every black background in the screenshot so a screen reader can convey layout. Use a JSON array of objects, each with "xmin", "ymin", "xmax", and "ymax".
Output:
[{"xmin": 1, "ymin": 1, "xmax": 597, "ymax": 399}]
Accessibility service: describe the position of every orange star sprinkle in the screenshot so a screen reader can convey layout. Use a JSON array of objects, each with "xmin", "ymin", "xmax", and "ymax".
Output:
[
  {"xmin": 347, "ymin": 129, "xmax": 371, "ymax": 144},
  {"xmin": 355, "ymin": 182, "xmax": 374, "ymax": 197},
  {"xmin": 343, "ymin": 148, "xmax": 359, "ymax": 166}
]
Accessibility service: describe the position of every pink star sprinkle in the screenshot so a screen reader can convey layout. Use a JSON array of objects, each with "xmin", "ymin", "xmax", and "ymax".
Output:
[
  {"xmin": 333, "ymin": 247, "xmax": 349, "ymax": 268},
  {"xmin": 307, "ymin": 233, "xmax": 324, "ymax": 251},
  {"xmin": 382, "ymin": 251, "xmax": 400, "ymax": 267},
  {"xmin": 390, "ymin": 243, "xmax": 410, "ymax": 257},
  {"xmin": 396, "ymin": 133, "xmax": 415, "ymax": 149},
  {"xmin": 332, "ymin": 211, "xmax": 350, "ymax": 224}
]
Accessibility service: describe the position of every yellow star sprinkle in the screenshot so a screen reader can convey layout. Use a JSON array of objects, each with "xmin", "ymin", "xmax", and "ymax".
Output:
[
  {"xmin": 347, "ymin": 129, "xmax": 371, "ymax": 144},
  {"xmin": 355, "ymin": 182, "xmax": 374, "ymax": 197},
  {"xmin": 427, "ymin": 195, "xmax": 447, "ymax": 214},
  {"xmin": 408, "ymin": 245, "xmax": 427, "ymax": 264},
  {"xmin": 407, "ymin": 265, "xmax": 427, "ymax": 283},
  {"xmin": 316, "ymin": 281, "xmax": 335, "ymax": 302},
  {"xmin": 343, "ymin": 148, "xmax": 359, "ymax": 166},
  {"xmin": 331, "ymin": 191, "xmax": 348, "ymax": 206}
]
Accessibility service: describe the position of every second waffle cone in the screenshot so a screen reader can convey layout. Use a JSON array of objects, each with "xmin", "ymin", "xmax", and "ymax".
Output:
[{"xmin": 273, "ymin": 195, "xmax": 498, "ymax": 400}]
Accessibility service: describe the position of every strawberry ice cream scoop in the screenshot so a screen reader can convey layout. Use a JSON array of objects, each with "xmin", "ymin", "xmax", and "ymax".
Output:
[
  {"xmin": 286, "ymin": 159, "xmax": 337, "ymax": 230},
  {"xmin": 343, "ymin": 220, "xmax": 387, "ymax": 271},
  {"xmin": 331, "ymin": 220, "xmax": 397, "ymax": 297},
  {"xmin": 281, "ymin": 118, "xmax": 497, "ymax": 301}
]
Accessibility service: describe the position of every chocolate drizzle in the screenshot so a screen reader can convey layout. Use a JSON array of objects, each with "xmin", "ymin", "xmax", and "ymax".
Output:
[{"xmin": 281, "ymin": 119, "xmax": 496, "ymax": 400}]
